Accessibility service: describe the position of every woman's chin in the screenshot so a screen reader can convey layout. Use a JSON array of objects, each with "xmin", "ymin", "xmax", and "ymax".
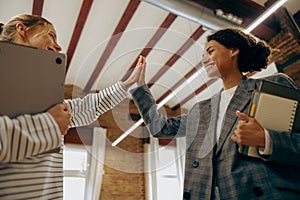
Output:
[
  {"xmin": 207, "ymin": 74, "xmax": 220, "ymax": 79},
  {"xmin": 205, "ymin": 69, "xmax": 221, "ymax": 79}
]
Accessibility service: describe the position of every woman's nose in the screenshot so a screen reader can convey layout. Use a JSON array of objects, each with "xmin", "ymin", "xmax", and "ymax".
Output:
[
  {"xmin": 54, "ymin": 42, "xmax": 62, "ymax": 52},
  {"xmin": 200, "ymin": 55, "xmax": 210, "ymax": 66}
]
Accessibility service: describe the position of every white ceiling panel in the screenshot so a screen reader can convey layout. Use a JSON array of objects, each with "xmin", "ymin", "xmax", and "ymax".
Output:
[
  {"xmin": 65, "ymin": 0, "xmax": 130, "ymax": 86},
  {"xmin": 0, "ymin": 0, "xmax": 33, "ymax": 21},
  {"xmin": 42, "ymin": 0, "xmax": 82, "ymax": 52},
  {"xmin": 1, "ymin": 0, "xmax": 296, "ymax": 112}
]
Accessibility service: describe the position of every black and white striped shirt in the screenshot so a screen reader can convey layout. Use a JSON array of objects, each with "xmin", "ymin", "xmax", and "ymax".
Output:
[{"xmin": 0, "ymin": 82, "xmax": 127, "ymax": 200}]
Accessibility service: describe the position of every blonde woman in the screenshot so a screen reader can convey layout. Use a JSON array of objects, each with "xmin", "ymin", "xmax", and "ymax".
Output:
[{"xmin": 0, "ymin": 14, "xmax": 143, "ymax": 199}]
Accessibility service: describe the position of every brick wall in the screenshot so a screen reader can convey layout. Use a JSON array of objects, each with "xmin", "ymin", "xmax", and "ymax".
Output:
[
  {"xmin": 97, "ymin": 99, "xmax": 146, "ymax": 200},
  {"xmin": 97, "ymin": 99, "xmax": 184, "ymax": 200},
  {"xmin": 269, "ymin": 8, "xmax": 300, "ymax": 87},
  {"xmin": 99, "ymin": 128, "xmax": 145, "ymax": 200}
]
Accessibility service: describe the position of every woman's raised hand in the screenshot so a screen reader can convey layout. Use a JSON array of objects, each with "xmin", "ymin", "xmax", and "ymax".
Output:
[
  {"xmin": 137, "ymin": 56, "xmax": 146, "ymax": 86},
  {"xmin": 122, "ymin": 55, "xmax": 146, "ymax": 89}
]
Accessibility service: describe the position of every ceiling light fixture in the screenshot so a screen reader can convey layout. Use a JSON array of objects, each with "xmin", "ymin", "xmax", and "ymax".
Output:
[
  {"xmin": 112, "ymin": 0, "xmax": 288, "ymax": 146},
  {"xmin": 214, "ymin": 9, "xmax": 243, "ymax": 25},
  {"xmin": 245, "ymin": 0, "xmax": 288, "ymax": 34}
]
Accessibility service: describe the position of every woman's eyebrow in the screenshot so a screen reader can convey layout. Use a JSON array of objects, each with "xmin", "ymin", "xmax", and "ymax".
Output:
[
  {"xmin": 50, "ymin": 31, "xmax": 57, "ymax": 39},
  {"xmin": 206, "ymin": 45, "xmax": 214, "ymax": 52},
  {"xmin": 202, "ymin": 45, "xmax": 214, "ymax": 57}
]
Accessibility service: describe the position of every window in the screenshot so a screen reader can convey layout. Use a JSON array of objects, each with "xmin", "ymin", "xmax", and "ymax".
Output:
[
  {"xmin": 63, "ymin": 144, "xmax": 89, "ymax": 200},
  {"xmin": 145, "ymin": 137, "xmax": 186, "ymax": 200},
  {"xmin": 64, "ymin": 127, "xmax": 106, "ymax": 200}
]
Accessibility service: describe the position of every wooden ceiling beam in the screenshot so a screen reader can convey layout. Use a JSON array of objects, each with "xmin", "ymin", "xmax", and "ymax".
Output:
[
  {"xmin": 172, "ymin": 78, "xmax": 216, "ymax": 110},
  {"xmin": 66, "ymin": 0, "xmax": 94, "ymax": 73},
  {"xmin": 121, "ymin": 13, "xmax": 177, "ymax": 81},
  {"xmin": 84, "ymin": 0, "xmax": 141, "ymax": 92},
  {"xmin": 156, "ymin": 62, "xmax": 201, "ymax": 103},
  {"xmin": 32, "ymin": 0, "xmax": 44, "ymax": 16},
  {"xmin": 147, "ymin": 26, "xmax": 205, "ymax": 88}
]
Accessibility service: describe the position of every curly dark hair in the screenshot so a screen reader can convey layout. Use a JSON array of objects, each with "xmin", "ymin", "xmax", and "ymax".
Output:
[{"xmin": 207, "ymin": 28, "xmax": 271, "ymax": 73}]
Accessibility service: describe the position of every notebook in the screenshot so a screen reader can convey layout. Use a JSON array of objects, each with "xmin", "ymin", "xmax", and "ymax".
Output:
[
  {"xmin": 239, "ymin": 81, "xmax": 300, "ymax": 157},
  {"xmin": 239, "ymin": 91, "xmax": 298, "ymax": 157},
  {"xmin": 258, "ymin": 79, "xmax": 300, "ymax": 131},
  {"xmin": 0, "ymin": 41, "xmax": 66, "ymax": 118},
  {"xmin": 249, "ymin": 92, "xmax": 298, "ymax": 131}
]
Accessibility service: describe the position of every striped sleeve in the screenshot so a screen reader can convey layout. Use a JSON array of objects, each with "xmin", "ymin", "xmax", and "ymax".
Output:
[
  {"xmin": 66, "ymin": 81, "xmax": 128, "ymax": 127},
  {"xmin": 0, "ymin": 113, "xmax": 62, "ymax": 164}
]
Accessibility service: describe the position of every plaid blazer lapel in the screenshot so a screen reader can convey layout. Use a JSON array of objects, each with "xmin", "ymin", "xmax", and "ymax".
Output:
[
  {"xmin": 198, "ymin": 92, "xmax": 221, "ymax": 158},
  {"xmin": 216, "ymin": 77, "xmax": 256, "ymax": 154}
]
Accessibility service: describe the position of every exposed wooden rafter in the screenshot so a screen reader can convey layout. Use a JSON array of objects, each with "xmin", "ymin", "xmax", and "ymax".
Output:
[
  {"xmin": 121, "ymin": 13, "xmax": 178, "ymax": 81},
  {"xmin": 172, "ymin": 78, "xmax": 216, "ymax": 110},
  {"xmin": 156, "ymin": 61, "xmax": 202, "ymax": 103},
  {"xmin": 32, "ymin": 0, "xmax": 44, "ymax": 16},
  {"xmin": 84, "ymin": 0, "xmax": 141, "ymax": 92},
  {"xmin": 66, "ymin": 0, "xmax": 94, "ymax": 72},
  {"xmin": 147, "ymin": 26, "xmax": 205, "ymax": 88}
]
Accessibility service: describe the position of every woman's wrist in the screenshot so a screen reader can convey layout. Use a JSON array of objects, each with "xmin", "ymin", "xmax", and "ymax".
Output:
[{"xmin": 120, "ymin": 79, "xmax": 133, "ymax": 90}]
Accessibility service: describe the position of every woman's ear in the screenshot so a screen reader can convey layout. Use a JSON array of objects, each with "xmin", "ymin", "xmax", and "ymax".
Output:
[
  {"xmin": 15, "ymin": 23, "xmax": 27, "ymax": 39},
  {"xmin": 231, "ymin": 48, "xmax": 239, "ymax": 58}
]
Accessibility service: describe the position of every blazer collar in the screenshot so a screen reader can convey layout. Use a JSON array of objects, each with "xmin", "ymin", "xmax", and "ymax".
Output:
[{"xmin": 216, "ymin": 76, "xmax": 256, "ymax": 154}]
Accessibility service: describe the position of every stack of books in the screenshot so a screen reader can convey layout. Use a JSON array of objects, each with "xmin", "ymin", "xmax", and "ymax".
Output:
[{"xmin": 239, "ymin": 80, "xmax": 300, "ymax": 157}]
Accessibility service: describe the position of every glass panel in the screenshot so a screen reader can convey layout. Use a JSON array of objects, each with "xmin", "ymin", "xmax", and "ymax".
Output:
[
  {"xmin": 64, "ymin": 144, "xmax": 88, "ymax": 171},
  {"xmin": 157, "ymin": 146, "xmax": 177, "ymax": 176},
  {"xmin": 157, "ymin": 177, "xmax": 181, "ymax": 200},
  {"xmin": 64, "ymin": 177, "xmax": 86, "ymax": 200},
  {"xmin": 156, "ymin": 144, "xmax": 182, "ymax": 200}
]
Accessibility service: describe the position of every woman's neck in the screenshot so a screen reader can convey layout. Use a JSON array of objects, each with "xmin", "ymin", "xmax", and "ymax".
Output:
[{"xmin": 222, "ymin": 72, "xmax": 243, "ymax": 90}]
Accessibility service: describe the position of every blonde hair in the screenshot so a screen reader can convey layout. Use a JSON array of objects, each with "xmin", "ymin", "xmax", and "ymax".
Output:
[{"xmin": 0, "ymin": 14, "xmax": 52, "ymax": 42}]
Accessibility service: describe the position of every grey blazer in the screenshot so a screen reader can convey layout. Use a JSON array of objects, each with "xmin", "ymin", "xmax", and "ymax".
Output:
[{"xmin": 131, "ymin": 73, "xmax": 300, "ymax": 200}]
